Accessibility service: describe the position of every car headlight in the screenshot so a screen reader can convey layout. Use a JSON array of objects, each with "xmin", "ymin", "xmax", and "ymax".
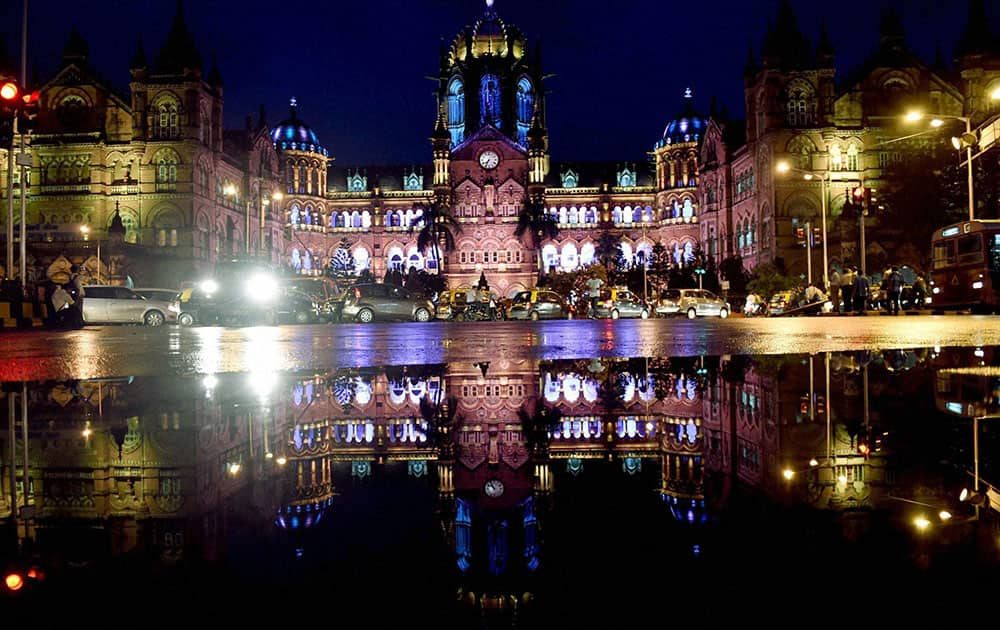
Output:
[
  {"xmin": 932, "ymin": 286, "xmax": 940, "ymax": 294},
  {"xmin": 200, "ymin": 279, "xmax": 219, "ymax": 295},
  {"xmin": 247, "ymin": 273, "xmax": 279, "ymax": 302}
]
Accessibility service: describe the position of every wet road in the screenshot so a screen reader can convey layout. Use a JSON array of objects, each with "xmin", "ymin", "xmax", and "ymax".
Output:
[{"xmin": 1, "ymin": 314, "xmax": 997, "ymax": 381}]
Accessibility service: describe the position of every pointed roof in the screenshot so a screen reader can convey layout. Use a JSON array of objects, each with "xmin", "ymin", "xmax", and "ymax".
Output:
[
  {"xmin": 956, "ymin": 0, "xmax": 995, "ymax": 58},
  {"xmin": 816, "ymin": 20, "xmax": 835, "ymax": 66},
  {"xmin": 129, "ymin": 35, "xmax": 147, "ymax": 71},
  {"xmin": 207, "ymin": 56, "xmax": 223, "ymax": 87},
  {"xmin": 108, "ymin": 202, "xmax": 126, "ymax": 237},
  {"xmin": 155, "ymin": 1, "xmax": 203, "ymax": 75},
  {"xmin": 879, "ymin": 7, "xmax": 906, "ymax": 54},
  {"xmin": 62, "ymin": 27, "xmax": 89, "ymax": 68},
  {"xmin": 760, "ymin": 0, "xmax": 812, "ymax": 70}
]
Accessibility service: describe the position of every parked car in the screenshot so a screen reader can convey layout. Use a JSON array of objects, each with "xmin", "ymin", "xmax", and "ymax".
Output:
[
  {"xmin": 81, "ymin": 285, "xmax": 179, "ymax": 326},
  {"xmin": 506, "ymin": 289, "xmax": 570, "ymax": 320},
  {"xmin": 133, "ymin": 287, "xmax": 187, "ymax": 324},
  {"xmin": 590, "ymin": 287, "xmax": 649, "ymax": 319},
  {"xmin": 767, "ymin": 290, "xmax": 798, "ymax": 316},
  {"xmin": 656, "ymin": 288, "xmax": 729, "ymax": 319},
  {"xmin": 340, "ymin": 283, "xmax": 435, "ymax": 323}
]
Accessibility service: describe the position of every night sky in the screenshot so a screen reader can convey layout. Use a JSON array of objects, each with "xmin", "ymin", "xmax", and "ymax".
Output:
[{"xmin": 0, "ymin": 0, "xmax": 995, "ymax": 166}]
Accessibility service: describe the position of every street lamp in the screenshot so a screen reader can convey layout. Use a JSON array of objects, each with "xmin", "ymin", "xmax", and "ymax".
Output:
[
  {"xmin": 776, "ymin": 161, "xmax": 830, "ymax": 292},
  {"xmin": 79, "ymin": 224, "xmax": 101, "ymax": 284},
  {"xmin": 905, "ymin": 111, "xmax": 974, "ymax": 222}
]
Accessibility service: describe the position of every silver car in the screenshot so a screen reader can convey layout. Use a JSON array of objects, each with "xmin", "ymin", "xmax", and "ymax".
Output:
[
  {"xmin": 341, "ymin": 283, "xmax": 435, "ymax": 323},
  {"xmin": 81, "ymin": 285, "xmax": 179, "ymax": 326},
  {"xmin": 655, "ymin": 289, "xmax": 729, "ymax": 319}
]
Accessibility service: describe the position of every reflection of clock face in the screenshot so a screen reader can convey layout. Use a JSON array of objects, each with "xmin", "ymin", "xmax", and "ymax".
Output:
[
  {"xmin": 484, "ymin": 478, "xmax": 505, "ymax": 498},
  {"xmin": 479, "ymin": 150, "xmax": 500, "ymax": 170}
]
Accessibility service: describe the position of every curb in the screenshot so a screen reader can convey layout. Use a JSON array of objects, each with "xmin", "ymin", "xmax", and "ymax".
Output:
[{"xmin": 0, "ymin": 301, "xmax": 49, "ymax": 329}]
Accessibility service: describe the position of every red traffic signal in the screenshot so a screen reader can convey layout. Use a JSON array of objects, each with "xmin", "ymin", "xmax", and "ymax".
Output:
[
  {"xmin": 857, "ymin": 440, "xmax": 870, "ymax": 458},
  {"xmin": 0, "ymin": 81, "xmax": 18, "ymax": 102},
  {"xmin": 4, "ymin": 572, "xmax": 24, "ymax": 591}
]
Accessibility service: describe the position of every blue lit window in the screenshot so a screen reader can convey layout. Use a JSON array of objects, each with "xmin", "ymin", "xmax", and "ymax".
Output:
[
  {"xmin": 516, "ymin": 76, "xmax": 533, "ymax": 146},
  {"xmin": 561, "ymin": 168, "xmax": 578, "ymax": 189},
  {"xmin": 480, "ymin": 73, "xmax": 501, "ymax": 129},
  {"xmin": 447, "ymin": 77, "xmax": 465, "ymax": 145}
]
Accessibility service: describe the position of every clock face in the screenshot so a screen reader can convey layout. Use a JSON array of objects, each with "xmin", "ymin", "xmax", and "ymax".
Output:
[
  {"xmin": 479, "ymin": 150, "xmax": 500, "ymax": 170},
  {"xmin": 484, "ymin": 478, "xmax": 505, "ymax": 498}
]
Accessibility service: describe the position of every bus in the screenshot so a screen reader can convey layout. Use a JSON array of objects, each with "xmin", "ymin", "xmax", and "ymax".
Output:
[{"xmin": 928, "ymin": 219, "xmax": 1000, "ymax": 313}]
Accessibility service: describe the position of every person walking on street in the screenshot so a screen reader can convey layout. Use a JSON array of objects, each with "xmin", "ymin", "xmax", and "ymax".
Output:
[
  {"xmin": 586, "ymin": 273, "xmax": 604, "ymax": 318},
  {"xmin": 887, "ymin": 266, "xmax": 905, "ymax": 315},
  {"xmin": 828, "ymin": 267, "xmax": 841, "ymax": 312},
  {"xmin": 852, "ymin": 269, "xmax": 870, "ymax": 315},
  {"xmin": 840, "ymin": 266, "xmax": 855, "ymax": 315}
]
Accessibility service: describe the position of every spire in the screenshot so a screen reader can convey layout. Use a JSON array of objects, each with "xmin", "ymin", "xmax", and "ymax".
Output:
[
  {"xmin": 816, "ymin": 19, "xmax": 835, "ymax": 66},
  {"xmin": 879, "ymin": 7, "xmax": 906, "ymax": 53},
  {"xmin": 108, "ymin": 201, "xmax": 126, "ymax": 237},
  {"xmin": 527, "ymin": 96, "xmax": 545, "ymax": 145},
  {"xmin": 956, "ymin": 0, "xmax": 994, "ymax": 58},
  {"xmin": 156, "ymin": 0, "xmax": 203, "ymax": 75},
  {"xmin": 129, "ymin": 35, "xmax": 147, "ymax": 71},
  {"xmin": 432, "ymin": 111, "xmax": 451, "ymax": 141},
  {"xmin": 62, "ymin": 27, "xmax": 89, "ymax": 67},
  {"xmin": 288, "ymin": 96, "xmax": 299, "ymax": 120},
  {"xmin": 761, "ymin": 1, "xmax": 811, "ymax": 69}
]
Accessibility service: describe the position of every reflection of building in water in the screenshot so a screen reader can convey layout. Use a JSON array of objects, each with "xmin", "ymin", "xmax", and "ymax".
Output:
[{"xmin": 0, "ymin": 375, "xmax": 282, "ymax": 563}]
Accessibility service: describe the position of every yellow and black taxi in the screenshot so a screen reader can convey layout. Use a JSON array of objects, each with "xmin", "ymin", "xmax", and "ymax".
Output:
[{"xmin": 590, "ymin": 287, "xmax": 649, "ymax": 319}]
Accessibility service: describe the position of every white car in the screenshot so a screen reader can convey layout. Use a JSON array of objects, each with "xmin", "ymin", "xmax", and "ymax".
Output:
[
  {"xmin": 81, "ymin": 285, "xmax": 179, "ymax": 326},
  {"xmin": 655, "ymin": 289, "xmax": 729, "ymax": 319}
]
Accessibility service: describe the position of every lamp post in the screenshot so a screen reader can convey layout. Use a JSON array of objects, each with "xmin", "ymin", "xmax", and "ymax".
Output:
[
  {"xmin": 905, "ymin": 111, "xmax": 974, "ymax": 222},
  {"xmin": 776, "ymin": 162, "xmax": 830, "ymax": 292},
  {"xmin": 79, "ymin": 225, "xmax": 100, "ymax": 284}
]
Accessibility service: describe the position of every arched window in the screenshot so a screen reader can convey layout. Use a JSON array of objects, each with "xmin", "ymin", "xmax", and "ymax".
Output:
[
  {"xmin": 559, "ymin": 206, "xmax": 568, "ymax": 224},
  {"xmin": 290, "ymin": 248, "xmax": 301, "ymax": 271},
  {"xmin": 560, "ymin": 242, "xmax": 578, "ymax": 271},
  {"xmin": 542, "ymin": 244, "xmax": 559, "ymax": 272},
  {"xmin": 738, "ymin": 221, "xmax": 746, "ymax": 249},
  {"xmin": 748, "ymin": 218, "xmax": 756, "ymax": 247},
  {"xmin": 683, "ymin": 242, "xmax": 694, "ymax": 263},
  {"xmin": 303, "ymin": 205, "xmax": 313, "ymax": 225},
  {"xmin": 589, "ymin": 206, "xmax": 599, "ymax": 223},
  {"xmin": 298, "ymin": 165, "xmax": 307, "ymax": 194},
  {"xmin": 447, "ymin": 77, "xmax": 465, "ymax": 145},
  {"xmin": 480, "ymin": 73, "xmax": 501, "ymax": 129},
  {"xmin": 289, "ymin": 203, "xmax": 300, "ymax": 225},
  {"xmin": 361, "ymin": 210, "xmax": 371, "ymax": 228},
  {"xmin": 580, "ymin": 242, "xmax": 596, "ymax": 266},
  {"xmin": 623, "ymin": 205, "xmax": 634, "ymax": 224},
  {"xmin": 516, "ymin": 76, "xmax": 534, "ymax": 146},
  {"xmin": 612, "ymin": 206, "xmax": 622, "ymax": 223},
  {"xmin": 785, "ymin": 81, "xmax": 816, "ymax": 127},
  {"xmin": 155, "ymin": 152, "xmax": 178, "ymax": 190},
  {"xmin": 568, "ymin": 207, "xmax": 579, "ymax": 224},
  {"xmin": 352, "ymin": 211, "xmax": 361, "ymax": 228},
  {"xmin": 156, "ymin": 99, "xmax": 180, "ymax": 139},
  {"xmin": 846, "ymin": 144, "xmax": 859, "ymax": 171},
  {"xmin": 682, "ymin": 199, "xmax": 694, "ymax": 218},
  {"xmin": 353, "ymin": 248, "xmax": 370, "ymax": 271}
]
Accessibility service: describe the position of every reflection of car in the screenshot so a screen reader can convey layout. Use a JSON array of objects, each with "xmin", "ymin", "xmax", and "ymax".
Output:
[
  {"xmin": 656, "ymin": 289, "xmax": 729, "ymax": 319},
  {"xmin": 341, "ymin": 283, "xmax": 435, "ymax": 323},
  {"xmin": 506, "ymin": 289, "xmax": 569, "ymax": 320},
  {"xmin": 590, "ymin": 287, "xmax": 649, "ymax": 319},
  {"xmin": 82, "ymin": 285, "xmax": 179, "ymax": 326}
]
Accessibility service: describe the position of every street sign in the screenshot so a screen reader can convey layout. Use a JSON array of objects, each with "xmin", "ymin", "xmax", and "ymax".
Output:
[
  {"xmin": 14, "ymin": 152, "xmax": 31, "ymax": 167},
  {"xmin": 980, "ymin": 117, "xmax": 1000, "ymax": 153}
]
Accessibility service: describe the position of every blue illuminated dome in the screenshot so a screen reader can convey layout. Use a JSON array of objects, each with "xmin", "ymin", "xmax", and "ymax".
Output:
[
  {"xmin": 658, "ymin": 88, "xmax": 706, "ymax": 147},
  {"xmin": 271, "ymin": 97, "xmax": 328, "ymax": 156}
]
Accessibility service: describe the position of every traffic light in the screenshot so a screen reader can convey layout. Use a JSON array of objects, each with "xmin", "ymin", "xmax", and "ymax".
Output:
[
  {"xmin": 0, "ymin": 78, "xmax": 18, "ymax": 146},
  {"xmin": 18, "ymin": 89, "xmax": 39, "ymax": 133},
  {"xmin": 851, "ymin": 186, "xmax": 873, "ymax": 216}
]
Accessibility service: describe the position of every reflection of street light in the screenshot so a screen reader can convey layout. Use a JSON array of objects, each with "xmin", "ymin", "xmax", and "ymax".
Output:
[
  {"xmin": 775, "ymin": 161, "xmax": 830, "ymax": 291},
  {"xmin": 79, "ymin": 225, "xmax": 101, "ymax": 283}
]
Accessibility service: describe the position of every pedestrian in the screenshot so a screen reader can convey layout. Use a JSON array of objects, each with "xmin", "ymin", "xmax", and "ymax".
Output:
[
  {"xmin": 585, "ymin": 272, "xmax": 604, "ymax": 318},
  {"xmin": 887, "ymin": 265, "xmax": 905, "ymax": 315},
  {"xmin": 804, "ymin": 282, "xmax": 825, "ymax": 304},
  {"xmin": 840, "ymin": 265, "xmax": 855, "ymax": 315},
  {"xmin": 852, "ymin": 268, "xmax": 870, "ymax": 315},
  {"xmin": 912, "ymin": 273, "xmax": 928, "ymax": 310},
  {"xmin": 828, "ymin": 267, "xmax": 841, "ymax": 312}
]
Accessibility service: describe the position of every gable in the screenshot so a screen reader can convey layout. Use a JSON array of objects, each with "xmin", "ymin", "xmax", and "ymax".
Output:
[{"xmin": 451, "ymin": 124, "xmax": 526, "ymax": 161}]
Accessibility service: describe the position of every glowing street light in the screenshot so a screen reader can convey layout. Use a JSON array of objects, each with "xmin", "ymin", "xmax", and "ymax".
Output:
[
  {"xmin": 904, "ymin": 110, "xmax": 974, "ymax": 221},
  {"xmin": 913, "ymin": 516, "xmax": 931, "ymax": 531},
  {"xmin": 782, "ymin": 468, "xmax": 795, "ymax": 480}
]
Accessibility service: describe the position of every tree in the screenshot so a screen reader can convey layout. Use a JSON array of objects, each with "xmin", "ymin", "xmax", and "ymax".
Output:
[
  {"xmin": 873, "ymin": 137, "xmax": 1000, "ymax": 266},
  {"xmin": 719, "ymin": 255, "xmax": 750, "ymax": 295},
  {"xmin": 412, "ymin": 199, "xmax": 462, "ymax": 274},
  {"xmin": 326, "ymin": 237, "xmax": 355, "ymax": 280},
  {"xmin": 746, "ymin": 262, "xmax": 799, "ymax": 299},
  {"xmin": 514, "ymin": 196, "xmax": 559, "ymax": 281},
  {"xmin": 594, "ymin": 230, "xmax": 623, "ymax": 279}
]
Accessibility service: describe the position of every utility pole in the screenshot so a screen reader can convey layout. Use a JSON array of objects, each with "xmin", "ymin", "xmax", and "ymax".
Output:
[
  {"xmin": 18, "ymin": 0, "xmax": 28, "ymax": 291},
  {"xmin": 805, "ymin": 220, "xmax": 812, "ymax": 287}
]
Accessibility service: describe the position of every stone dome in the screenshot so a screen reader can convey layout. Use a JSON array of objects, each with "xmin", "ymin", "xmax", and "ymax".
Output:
[
  {"xmin": 658, "ymin": 89, "xmax": 706, "ymax": 147},
  {"xmin": 271, "ymin": 98, "xmax": 328, "ymax": 156}
]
